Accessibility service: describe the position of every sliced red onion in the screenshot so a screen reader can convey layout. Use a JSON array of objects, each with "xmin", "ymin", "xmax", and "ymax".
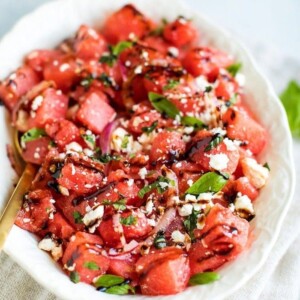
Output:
[
  {"xmin": 99, "ymin": 119, "xmax": 119, "ymax": 154},
  {"xmin": 143, "ymin": 207, "xmax": 176, "ymax": 247}
]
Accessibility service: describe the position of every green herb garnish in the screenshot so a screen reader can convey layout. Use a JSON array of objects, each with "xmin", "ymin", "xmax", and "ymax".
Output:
[
  {"xmin": 99, "ymin": 73, "xmax": 113, "ymax": 87},
  {"xmin": 95, "ymin": 274, "xmax": 125, "ymax": 288},
  {"xmin": 84, "ymin": 261, "xmax": 100, "ymax": 270},
  {"xmin": 154, "ymin": 231, "xmax": 167, "ymax": 249},
  {"xmin": 204, "ymin": 134, "xmax": 224, "ymax": 152},
  {"xmin": 148, "ymin": 92, "xmax": 180, "ymax": 119},
  {"xmin": 185, "ymin": 172, "xmax": 228, "ymax": 195},
  {"xmin": 21, "ymin": 128, "xmax": 46, "ymax": 145},
  {"xmin": 181, "ymin": 116, "xmax": 206, "ymax": 129},
  {"xmin": 183, "ymin": 208, "xmax": 200, "ymax": 241},
  {"xmin": 121, "ymin": 135, "xmax": 130, "ymax": 149},
  {"xmin": 120, "ymin": 215, "xmax": 137, "ymax": 226},
  {"xmin": 73, "ymin": 211, "xmax": 83, "ymax": 224},
  {"xmin": 163, "ymin": 79, "xmax": 180, "ymax": 91},
  {"xmin": 226, "ymin": 62, "xmax": 242, "ymax": 77},
  {"xmin": 138, "ymin": 176, "xmax": 173, "ymax": 198},
  {"xmin": 105, "ymin": 284, "xmax": 135, "ymax": 295},
  {"xmin": 82, "ymin": 133, "xmax": 96, "ymax": 149},
  {"xmin": 99, "ymin": 41, "xmax": 133, "ymax": 66},
  {"xmin": 280, "ymin": 80, "xmax": 300, "ymax": 138},
  {"xmin": 80, "ymin": 74, "xmax": 94, "ymax": 89},
  {"xmin": 94, "ymin": 151, "xmax": 120, "ymax": 163},
  {"xmin": 103, "ymin": 199, "xmax": 126, "ymax": 211},
  {"xmin": 70, "ymin": 271, "xmax": 80, "ymax": 284},
  {"xmin": 263, "ymin": 162, "xmax": 270, "ymax": 171},
  {"xmin": 204, "ymin": 86, "xmax": 213, "ymax": 93},
  {"xmin": 189, "ymin": 272, "xmax": 220, "ymax": 285},
  {"xmin": 142, "ymin": 121, "xmax": 158, "ymax": 133}
]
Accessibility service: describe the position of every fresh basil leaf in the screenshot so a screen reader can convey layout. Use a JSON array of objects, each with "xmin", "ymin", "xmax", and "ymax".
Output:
[
  {"xmin": 105, "ymin": 284, "xmax": 135, "ymax": 295},
  {"xmin": 189, "ymin": 272, "xmax": 220, "ymax": 285},
  {"xmin": 225, "ymin": 93, "xmax": 238, "ymax": 107},
  {"xmin": 98, "ymin": 73, "xmax": 113, "ymax": 87},
  {"xmin": 181, "ymin": 116, "xmax": 206, "ymax": 129},
  {"xmin": 154, "ymin": 230, "xmax": 167, "ymax": 249},
  {"xmin": 205, "ymin": 86, "xmax": 213, "ymax": 93},
  {"xmin": 280, "ymin": 80, "xmax": 300, "ymax": 138},
  {"xmin": 99, "ymin": 42, "xmax": 133, "ymax": 66},
  {"xmin": 112, "ymin": 41, "xmax": 133, "ymax": 56},
  {"xmin": 138, "ymin": 176, "xmax": 171, "ymax": 198},
  {"xmin": 84, "ymin": 261, "xmax": 100, "ymax": 270},
  {"xmin": 263, "ymin": 162, "xmax": 270, "ymax": 171},
  {"xmin": 185, "ymin": 172, "xmax": 228, "ymax": 195},
  {"xmin": 120, "ymin": 215, "xmax": 137, "ymax": 226},
  {"xmin": 149, "ymin": 18, "xmax": 168, "ymax": 36},
  {"xmin": 163, "ymin": 79, "xmax": 180, "ymax": 91},
  {"xmin": 70, "ymin": 271, "xmax": 80, "ymax": 284},
  {"xmin": 148, "ymin": 92, "xmax": 180, "ymax": 119},
  {"xmin": 95, "ymin": 274, "xmax": 125, "ymax": 288},
  {"xmin": 94, "ymin": 151, "xmax": 120, "ymax": 163},
  {"xmin": 80, "ymin": 74, "xmax": 94, "ymax": 89},
  {"xmin": 183, "ymin": 208, "xmax": 200, "ymax": 241},
  {"xmin": 204, "ymin": 134, "xmax": 224, "ymax": 152},
  {"xmin": 103, "ymin": 199, "xmax": 126, "ymax": 211},
  {"xmin": 21, "ymin": 128, "xmax": 46, "ymax": 145},
  {"xmin": 82, "ymin": 133, "xmax": 96, "ymax": 149},
  {"xmin": 73, "ymin": 211, "xmax": 83, "ymax": 224},
  {"xmin": 226, "ymin": 63, "xmax": 242, "ymax": 77},
  {"xmin": 121, "ymin": 135, "xmax": 130, "ymax": 149},
  {"xmin": 142, "ymin": 121, "xmax": 158, "ymax": 133}
]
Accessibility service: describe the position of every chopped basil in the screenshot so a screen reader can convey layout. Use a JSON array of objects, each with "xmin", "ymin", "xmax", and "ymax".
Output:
[
  {"xmin": 263, "ymin": 162, "xmax": 270, "ymax": 171},
  {"xmin": 138, "ymin": 176, "xmax": 173, "ymax": 198},
  {"xmin": 84, "ymin": 261, "xmax": 100, "ymax": 270},
  {"xmin": 225, "ymin": 93, "xmax": 238, "ymax": 107},
  {"xmin": 82, "ymin": 133, "xmax": 96, "ymax": 149},
  {"xmin": 204, "ymin": 134, "xmax": 224, "ymax": 152},
  {"xmin": 142, "ymin": 121, "xmax": 158, "ymax": 133},
  {"xmin": 99, "ymin": 41, "xmax": 133, "ymax": 66},
  {"xmin": 70, "ymin": 271, "xmax": 80, "ymax": 284},
  {"xmin": 105, "ymin": 284, "xmax": 135, "ymax": 295},
  {"xmin": 204, "ymin": 86, "xmax": 213, "ymax": 93},
  {"xmin": 185, "ymin": 172, "xmax": 228, "ymax": 195},
  {"xmin": 103, "ymin": 199, "xmax": 126, "ymax": 211},
  {"xmin": 226, "ymin": 62, "xmax": 242, "ymax": 77},
  {"xmin": 154, "ymin": 231, "xmax": 167, "ymax": 249},
  {"xmin": 94, "ymin": 151, "xmax": 120, "ymax": 163},
  {"xmin": 80, "ymin": 75, "xmax": 94, "ymax": 89},
  {"xmin": 149, "ymin": 18, "xmax": 168, "ymax": 36},
  {"xmin": 183, "ymin": 208, "xmax": 200, "ymax": 241},
  {"xmin": 121, "ymin": 135, "xmax": 130, "ymax": 149},
  {"xmin": 148, "ymin": 92, "xmax": 180, "ymax": 119},
  {"xmin": 112, "ymin": 41, "xmax": 133, "ymax": 56},
  {"xmin": 280, "ymin": 80, "xmax": 300, "ymax": 138},
  {"xmin": 73, "ymin": 211, "xmax": 83, "ymax": 224},
  {"xmin": 95, "ymin": 274, "xmax": 125, "ymax": 288},
  {"xmin": 181, "ymin": 116, "xmax": 206, "ymax": 129},
  {"xmin": 189, "ymin": 272, "xmax": 220, "ymax": 285},
  {"xmin": 21, "ymin": 128, "xmax": 46, "ymax": 145},
  {"xmin": 163, "ymin": 79, "xmax": 180, "ymax": 91},
  {"xmin": 120, "ymin": 215, "xmax": 137, "ymax": 226},
  {"xmin": 99, "ymin": 73, "xmax": 113, "ymax": 87}
]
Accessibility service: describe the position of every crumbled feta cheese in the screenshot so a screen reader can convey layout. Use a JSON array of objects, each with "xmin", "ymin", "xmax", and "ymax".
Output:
[
  {"xmin": 178, "ymin": 204, "xmax": 193, "ymax": 216},
  {"xmin": 209, "ymin": 153, "xmax": 229, "ymax": 171},
  {"xmin": 66, "ymin": 142, "xmax": 83, "ymax": 153},
  {"xmin": 197, "ymin": 192, "xmax": 214, "ymax": 201},
  {"xmin": 168, "ymin": 47, "xmax": 179, "ymax": 57},
  {"xmin": 242, "ymin": 157, "xmax": 269, "ymax": 189},
  {"xmin": 38, "ymin": 237, "xmax": 62, "ymax": 261},
  {"xmin": 171, "ymin": 230, "xmax": 185, "ymax": 243},
  {"xmin": 185, "ymin": 194, "xmax": 197, "ymax": 202},
  {"xmin": 223, "ymin": 138, "xmax": 237, "ymax": 151},
  {"xmin": 235, "ymin": 73, "xmax": 245, "ymax": 86},
  {"xmin": 234, "ymin": 194, "xmax": 254, "ymax": 214},
  {"xmin": 127, "ymin": 179, "xmax": 134, "ymax": 187},
  {"xmin": 147, "ymin": 218, "xmax": 156, "ymax": 227},
  {"xmin": 31, "ymin": 95, "xmax": 44, "ymax": 111},
  {"xmin": 187, "ymin": 179, "xmax": 193, "ymax": 187},
  {"xmin": 211, "ymin": 127, "xmax": 227, "ymax": 136},
  {"xmin": 82, "ymin": 205, "xmax": 104, "ymax": 227},
  {"xmin": 145, "ymin": 200, "xmax": 154, "ymax": 215},
  {"xmin": 59, "ymin": 63, "xmax": 70, "ymax": 72},
  {"xmin": 58, "ymin": 185, "xmax": 69, "ymax": 196},
  {"xmin": 111, "ymin": 127, "xmax": 133, "ymax": 153},
  {"xmin": 134, "ymin": 65, "xmax": 143, "ymax": 74},
  {"xmin": 195, "ymin": 76, "xmax": 211, "ymax": 92},
  {"xmin": 139, "ymin": 167, "xmax": 148, "ymax": 179},
  {"xmin": 182, "ymin": 135, "xmax": 191, "ymax": 143},
  {"xmin": 183, "ymin": 127, "xmax": 194, "ymax": 135}
]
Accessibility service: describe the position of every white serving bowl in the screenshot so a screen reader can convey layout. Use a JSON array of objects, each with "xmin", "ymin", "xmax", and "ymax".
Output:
[{"xmin": 0, "ymin": 0, "xmax": 295, "ymax": 299}]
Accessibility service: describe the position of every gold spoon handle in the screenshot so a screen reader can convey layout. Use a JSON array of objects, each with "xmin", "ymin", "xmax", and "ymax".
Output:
[{"xmin": 0, "ymin": 163, "xmax": 36, "ymax": 251}]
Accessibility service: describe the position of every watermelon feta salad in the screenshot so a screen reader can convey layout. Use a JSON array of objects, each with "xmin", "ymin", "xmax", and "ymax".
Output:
[{"xmin": 0, "ymin": 4, "xmax": 270, "ymax": 296}]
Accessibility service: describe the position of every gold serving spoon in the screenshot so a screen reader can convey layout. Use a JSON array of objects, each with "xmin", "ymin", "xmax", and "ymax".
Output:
[{"xmin": 0, "ymin": 130, "xmax": 36, "ymax": 250}]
